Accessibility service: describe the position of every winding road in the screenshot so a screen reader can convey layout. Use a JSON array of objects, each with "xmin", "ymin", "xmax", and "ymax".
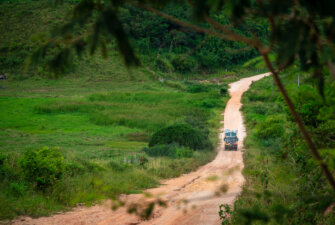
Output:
[{"xmin": 13, "ymin": 73, "xmax": 270, "ymax": 225}]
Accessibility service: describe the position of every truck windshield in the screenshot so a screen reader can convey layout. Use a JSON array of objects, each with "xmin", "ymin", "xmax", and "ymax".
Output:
[
  {"xmin": 225, "ymin": 132, "xmax": 236, "ymax": 137},
  {"xmin": 225, "ymin": 137, "xmax": 238, "ymax": 142}
]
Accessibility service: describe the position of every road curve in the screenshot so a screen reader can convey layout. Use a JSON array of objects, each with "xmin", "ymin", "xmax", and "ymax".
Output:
[{"xmin": 13, "ymin": 72, "xmax": 271, "ymax": 225}]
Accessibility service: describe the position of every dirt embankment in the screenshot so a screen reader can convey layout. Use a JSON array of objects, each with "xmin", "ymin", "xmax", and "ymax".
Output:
[{"xmin": 13, "ymin": 73, "xmax": 271, "ymax": 225}]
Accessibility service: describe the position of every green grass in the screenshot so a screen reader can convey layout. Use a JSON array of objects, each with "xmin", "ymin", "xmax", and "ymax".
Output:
[
  {"xmin": 0, "ymin": 68, "xmax": 236, "ymax": 220},
  {"xmin": 227, "ymin": 76, "xmax": 300, "ymax": 224},
  {"xmin": 230, "ymin": 75, "xmax": 335, "ymax": 225}
]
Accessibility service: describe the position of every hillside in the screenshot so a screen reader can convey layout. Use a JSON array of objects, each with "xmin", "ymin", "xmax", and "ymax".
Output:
[{"xmin": 0, "ymin": 0, "xmax": 268, "ymax": 78}]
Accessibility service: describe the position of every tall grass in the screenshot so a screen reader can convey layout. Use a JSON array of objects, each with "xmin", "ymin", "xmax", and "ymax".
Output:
[{"xmin": 230, "ymin": 75, "xmax": 335, "ymax": 224}]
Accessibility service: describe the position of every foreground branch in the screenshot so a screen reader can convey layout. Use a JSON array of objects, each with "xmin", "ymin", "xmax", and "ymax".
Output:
[
  {"xmin": 327, "ymin": 61, "xmax": 335, "ymax": 81},
  {"xmin": 130, "ymin": 1, "xmax": 256, "ymax": 45},
  {"xmin": 203, "ymin": 15, "xmax": 266, "ymax": 52}
]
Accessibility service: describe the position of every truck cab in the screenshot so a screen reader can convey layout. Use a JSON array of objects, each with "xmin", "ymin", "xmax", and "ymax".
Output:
[{"xmin": 224, "ymin": 129, "xmax": 238, "ymax": 151}]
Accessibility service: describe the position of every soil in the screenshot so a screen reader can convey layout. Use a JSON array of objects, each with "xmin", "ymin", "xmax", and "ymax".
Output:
[{"xmin": 12, "ymin": 72, "xmax": 271, "ymax": 225}]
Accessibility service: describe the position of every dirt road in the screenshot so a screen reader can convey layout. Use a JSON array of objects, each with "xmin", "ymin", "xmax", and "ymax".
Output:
[{"xmin": 13, "ymin": 73, "xmax": 270, "ymax": 225}]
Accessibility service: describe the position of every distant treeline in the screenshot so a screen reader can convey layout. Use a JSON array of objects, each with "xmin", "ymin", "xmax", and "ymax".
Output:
[
  {"xmin": 0, "ymin": 1, "xmax": 269, "ymax": 77},
  {"xmin": 120, "ymin": 4, "xmax": 269, "ymax": 73}
]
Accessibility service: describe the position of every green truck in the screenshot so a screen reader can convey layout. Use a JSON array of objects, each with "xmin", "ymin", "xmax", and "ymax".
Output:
[{"xmin": 224, "ymin": 129, "xmax": 238, "ymax": 151}]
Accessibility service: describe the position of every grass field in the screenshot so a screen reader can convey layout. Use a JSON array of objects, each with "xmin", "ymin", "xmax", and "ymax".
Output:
[{"xmin": 0, "ymin": 68, "xmax": 244, "ymax": 219}]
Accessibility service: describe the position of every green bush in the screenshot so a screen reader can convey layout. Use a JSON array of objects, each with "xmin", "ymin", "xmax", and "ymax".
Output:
[
  {"xmin": 149, "ymin": 124, "xmax": 212, "ymax": 150},
  {"xmin": 201, "ymin": 99, "xmax": 221, "ymax": 108},
  {"xmin": 19, "ymin": 147, "xmax": 64, "ymax": 190},
  {"xmin": 143, "ymin": 143, "xmax": 193, "ymax": 158},
  {"xmin": 186, "ymin": 84, "xmax": 209, "ymax": 93},
  {"xmin": 254, "ymin": 115, "xmax": 285, "ymax": 139},
  {"xmin": 174, "ymin": 146, "xmax": 194, "ymax": 158},
  {"xmin": 8, "ymin": 182, "xmax": 27, "ymax": 197},
  {"xmin": 171, "ymin": 55, "xmax": 196, "ymax": 73},
  {"xmin": 220, "ymin": 87, "xmax": 228, "ymax": 96},
  {"xmin": 154, "ymin": 57, "xmax": 174, "ymax": 72},
  {"xmin": 0, "ymin": 153, "xmax": 5, "ymax": 167},
  {"xmin": 0, "ymin": 153, "xmax": 19, "ymax": 182}
]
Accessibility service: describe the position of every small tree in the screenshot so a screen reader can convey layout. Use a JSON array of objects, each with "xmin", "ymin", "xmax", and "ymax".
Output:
[{"xmin": 20, "ymin": 147, "xmax": 64, "ymax": 190}]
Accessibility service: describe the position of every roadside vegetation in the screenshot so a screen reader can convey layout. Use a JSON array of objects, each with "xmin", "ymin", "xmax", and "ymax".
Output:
[{"xmin": 223, "ymin": 69, "xmax": 335, "ymax": 224}]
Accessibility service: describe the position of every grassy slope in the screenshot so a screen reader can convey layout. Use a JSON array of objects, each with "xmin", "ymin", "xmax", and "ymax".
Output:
[
  {"xmin": 232, "ymin": 77, "xmax": 296, "ymax": 224},
  {"xmin": 230, "ymin": 75, "xmax": 335, "ymax": 224}
]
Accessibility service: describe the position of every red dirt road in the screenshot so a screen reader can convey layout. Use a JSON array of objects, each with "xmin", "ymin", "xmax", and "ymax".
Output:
[{"xmin": 12, "ymin": 73, "xmax": 270, "ymax": 225}]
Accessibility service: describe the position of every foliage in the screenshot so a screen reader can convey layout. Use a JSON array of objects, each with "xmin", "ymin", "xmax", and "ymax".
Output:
[
  {"xmin": 286, "ymin": 85, "xmax": 324, "ymax": 127},
  {"xmin": 219, "ymin": 204, "xmax": 235, "ymax": 225},
  {"xmin": 254, "ymin": 115, "xmax": 285, "ymax": 139},
  {"xmin": 0, "ymin": 1, "xmax": 269, "ymax": 78},
  {"xmin": 186, "ymin": 84, "xmax": 209, "ymax": 93},
  {"xmin": 149, "ymin": 124, "xmax": 212, "ymax": 150},
  {"xmin": 230, "ymin": 73, "xmax": 335, "ymax": 224},
  {"xmin": 143, "ymin": 143, "xmax": 193, "ymax": 158},
  {"xmin": 154, "ymin": 57, "xmax": 174, "ymax": 73},
  {"xmin": 171, "ymin": 55, "xmax": 197, "ymax": 73},
  {"xmin": 201, "ymin": 98, "xmax": 222, "ymax": 108},
  {"xmin": 19, "ymin": 147, "xmax": 64, "ymax": 190}
]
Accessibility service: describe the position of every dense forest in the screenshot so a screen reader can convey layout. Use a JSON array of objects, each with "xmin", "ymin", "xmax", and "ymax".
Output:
[
  {"xmin": 0, "ymin": 1, "xmax": 268, "ymax": 77},
  {"xmin": 1, "ymin": 0, "xmax": 335, "ymax": 224}
]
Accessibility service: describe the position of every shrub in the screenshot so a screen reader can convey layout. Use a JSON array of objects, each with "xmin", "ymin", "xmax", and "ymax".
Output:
[
  {"xmin": 174, "ymin": 146, "xmax": 194, "ymax": 158},
  {"xmin": 196, "ymin": 50, "xmax": 221, "ymax": 70},
  {"xmin": 0, "ymin": 153, "xmax": 18, "ymax": 182},
  {"xmin": 201, "ymin": 99, "xmax": 221, "ymax": 108},
  {"xmin": 20, "ymin": 147, "xmax": 64, "ymax": 190},
  {"xmin": 254, "ymin": 115, "xmax": 285, "ymax": 139},
  {"xmin": 149, "ymin": 124, "xmax": 212, "ymax": 150},
  {"xmin": 138, "ymin": 155, "xmax": 149, "ymax": 166},
  {"xmin": 8, "ymin": 182, "xmax": 27, "ymax": 197},
  {"xmin": 186, "ymin": 84, "xmax": 209, "ymax": 93},
  {"xmin": 171, "ymin": 55, "xmax": 196, "ymax": 73},
  {"xmin": 143, "ymin": 143, "xmax": 193, "ymax": 158},
  {"xmin": 220, "ymin": 87, "xmax": 228, "ymax": 96},
  {"xmin": 0, "ymin": 153, "xmax": 5, "ymax": 167},
  {"xmin": 154, "ymin": 57, "xmax": 174, "ymax": 72}
]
